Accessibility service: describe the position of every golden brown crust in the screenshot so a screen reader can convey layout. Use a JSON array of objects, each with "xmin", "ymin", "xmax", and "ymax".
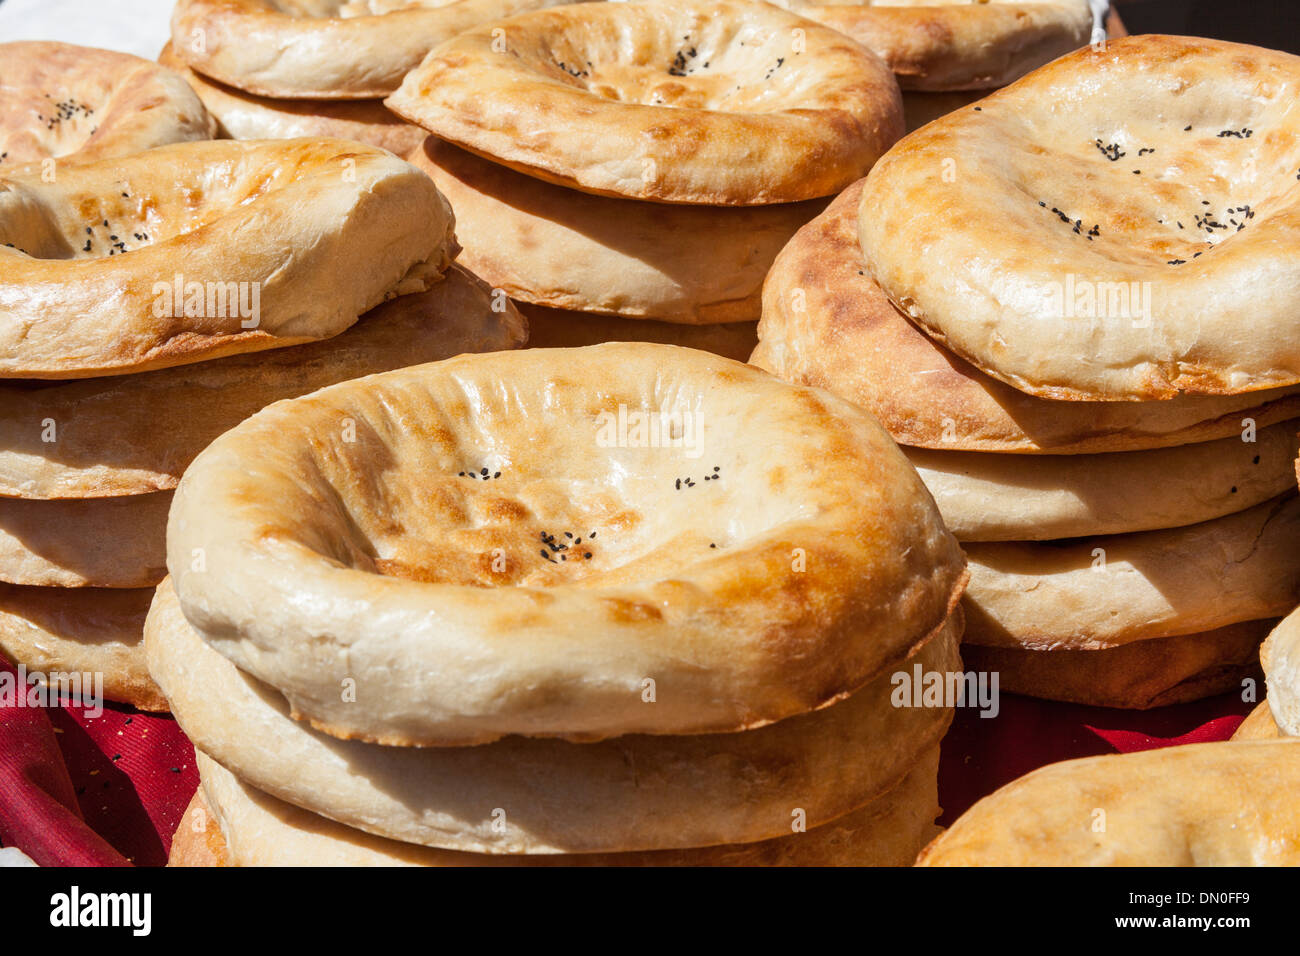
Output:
[
  {"xmin": 0, "ymin": 584, "xmax": 166, "ymax": 711},
  {"xmin": 754, "ymin": 180, "xmax": 1300, "ymax": 453},
  {"xmin": 166, "ymin": 343, "xmax": 967, "ymax": 746},
  {"xmin": 167, "ymin": 791, "xmax": 231, "ymax": 867},
  {"xmin": 157, "ymin": 43, "xmax": 425, "ymax": 155},
  {"xmin": 774, "ymin": 0, "xmax": 1094, "ymax": 90},
  {"xmin": 520, "ymin": 303, "xmax": 757, "ymax": 362},
  {"xmin": 387, "ymin": 0, "xmax": 904, "ymax": 204},
  {"xmin": 190, "ymin": 748, "xmax": 941, "ymax": 866},
  {"xmin": 963, "ymin": 620, "xmax": 1270, "ymax": 709},
  {"xmin": 170, "ymin": 0, "xmax": 577, "ymax": 99},
  {"xmin": 0, "ymin": 265, "xmax": 524, "ymax": 500},
  {"xmin": 859, "ymin": 35, "xmax": 1300, "ymax": 400},
  {"xmin": 917, "ymin": 740, "xmax": 1300, "ymax": 866},
  {"xmin": 0, "ymin": 41, "xmax": 215, "ymax": 168},
  {"xmin": 0, "ymin": 138, "xmax": 456, "ymax": 379},
  {"xmin": 407, "ymin": 136, "xmax": 823, "ymax": 323}
]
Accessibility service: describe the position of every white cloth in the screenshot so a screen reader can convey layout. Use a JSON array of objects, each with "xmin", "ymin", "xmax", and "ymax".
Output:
[{"xmin": 0, "ymin": 0, "xmax": 174, "ymax": 59}]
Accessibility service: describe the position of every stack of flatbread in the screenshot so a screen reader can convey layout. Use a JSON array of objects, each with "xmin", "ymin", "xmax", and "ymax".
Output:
[
  {"xmin": 0, "ymin": 54, "xmax": 515, "ymax": 705},
  {"xmin": 756, "ymin": 34, "xmax": 1300, "ymax": 708},
  {"xmin": 151, "ymin": 343, "xmax": 968, "ymax": 866}
]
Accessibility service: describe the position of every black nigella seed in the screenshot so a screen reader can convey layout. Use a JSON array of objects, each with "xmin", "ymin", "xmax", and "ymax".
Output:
[
  {"xmin": 1231, "ymin": 486, "xmax": 1238, "ymax": 493},
  {"xmin": 480, "ymin": 468, "xmax": 488, "ymax": 476},
  {"xmin": 1253, "ymin": 456, "xmax": 1261, "ymax": 464},
  {"xmin": 584, "ymin": 553, "xmax": 592, "ymax": 559},
  {"xmin": 493, "ymin": 472, "xmax": 500, "ymax": 479}
]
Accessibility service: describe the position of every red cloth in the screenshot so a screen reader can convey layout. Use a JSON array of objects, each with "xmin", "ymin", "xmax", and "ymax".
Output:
[
  {"xmin": 0, "ymin": 657, "xmax": 197, "ymax": 866},
  {"xmin": 0, "ymin": 655, "xmax": 1254, "ymax": 865}
]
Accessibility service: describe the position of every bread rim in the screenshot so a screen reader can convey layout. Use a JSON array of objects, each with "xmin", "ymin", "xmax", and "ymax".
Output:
[
  {"xmin": 1233, "ymin": 700, "xmax": 1283, "ymax": 741},
  {"xmin": 859, "ymin": 35, "xmax": 1300, "ymax": 400},
  {"xmin": 962, "ymin": 619, "xmax": 1271, "ymax": 710},
  {"xmin": 753, "ymin": 178, "xmax": 1300, "ymax": 453},
  {"xmin": 407, "ymin": 135, "xmax": 824, "ymax": 323},
  {"xmin": 0, "ymin": 264, "xmax": 525, "ymax": 500},
  {"xmin": 963, "ymin": 495, "xmax": 1300, "ymax": 651},
  {"xmin": 156, "ymin": 43, "xmax": 425, "ymax": 156},
  {"xmin": 146, "ymin": 576, "xmax": 959, "ymax": 854},
  {"xmin": 0, "ymin": 491, "xmax": 169, "ymax": 588},
  {"xmin": 166, "ymin": 342, "xmax": 967, "ymax": 746},
  {"xmin": 0, "ymin": 41, "xmax": 215, "ymax": 168},
  {"xmin": 174, "ymin": 746, "xmax": 941, "ymax": 867},
  {"xmin": 519, "ymin": 302, "xmax": 757, "ymax": 362},
  {"xmin": 386, "ymin": 0, "xmax": 904, "ymax": 205},
  {"xmin": 772, "ymin": 0, "xmax": 1095, "ymax": 91},
  {"xmin": 907, "ymin": 420, "xmax": 1300, "ymax": 542},
  {"xmin": 916, "ymin": 740, "xmax": 1300, "ymax": 866},
  {"xmin": 0, "ymin": 137, "xmax": 455, "ymax": 379},
  {"xmin": 1261, "ymin": 607, "xmax": 1300, "ymax": 737},
  {"xmin": 0, "ymin": 583, "xmax": 164, "ymax": 711},
  {"xmin": 170, "ymin": 0, "xmax": 580, "ymax": 100}
]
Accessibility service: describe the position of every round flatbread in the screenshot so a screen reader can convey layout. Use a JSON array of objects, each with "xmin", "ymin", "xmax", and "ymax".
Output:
[
  {"xmin": 166, "ymin": 343, "xmax": 966, "ymax": 746},
  {"xmin": 387, "ymin": 0, "xmax": 903, "ymax": 204},
  {"xmin": 157, "ymin": 43, "xmax": 425, "ymax": 156},
  {"xmin": 0, "ymin": 41, "xmax": 214, "ymax": 167},
  {"xmin": 0, "ymin": 492, "xmax": 169, "ymax": 588},
  {"xmin": 859, "ymin": 36, "xmax": 1300, "ymax": 400},
  {"xmin": 753, "ymin": 179, "xmax": 1300, "ymax": 453},
  {"xmin": 170, "ymin": 0, "xmax": 578, "ymax": 99},
  {"xmin": 908, "ymin": 420, "xmax": 1299, "ymax": 541},
  {"xmin": 0, "ymin": 138, "xmax": 455, "ymax": 378},
  {"xmin": 963, "ymin": 495, "xmax": 1300, "ymax": 651},
  {"xmin": 917, "ymin": 740, "xmax": 1300, "ymax": 866},
  {"xmin": 962, "ymin": 619, "xmax": 1270, "ymax": 709},
  {"xmin": 174, "ymin": 748, "xmax": 941, "ymax": 867},
  {"xmin": 771, "ymin": 0, "xmax": 1095, "ymax": 90},
  {"xmin": 0, "ymin": 265, "xmax": 526, "ymax": 500},
  {"xmin": 0, "ymin": 583, "xmax": 163, "ymax": 711},
  {"xmin": 407, "ymin": 136, "xmax": 823, "ymax": 323},
  {"xmin": 147, "ymin": 576, "xmax": 959, "ymax": 854}
]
